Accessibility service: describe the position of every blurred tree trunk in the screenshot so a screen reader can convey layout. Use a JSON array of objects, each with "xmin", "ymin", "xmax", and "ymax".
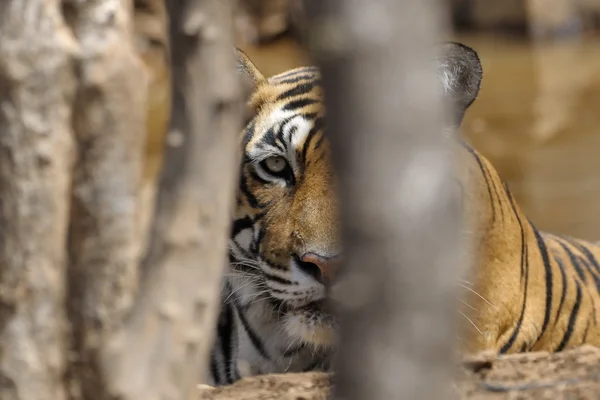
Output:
[
  {"xmin": 304, "ymin": 1, "xmax": 462, "ymax": 400},
  {"xmin": 0, "ymin": 0, "xmax": 241, "ymax": 399},
  {"xmin": 235, "ymin": 0, "xmax": 289, "ymax": 43}
]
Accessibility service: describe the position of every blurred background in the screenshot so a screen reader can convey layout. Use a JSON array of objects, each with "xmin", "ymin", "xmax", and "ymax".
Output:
[{"xmin": 233, "ymin": 0, "xmax": 600, "ymax": 241}]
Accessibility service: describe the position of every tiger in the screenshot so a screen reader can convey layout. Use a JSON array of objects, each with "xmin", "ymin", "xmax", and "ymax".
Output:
[{"xmin": 207, "ymin": 41, "xmax": 600, "ymax": 386}]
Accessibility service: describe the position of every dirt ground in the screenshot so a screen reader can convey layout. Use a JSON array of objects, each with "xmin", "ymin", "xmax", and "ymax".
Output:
[{"xmin": 198, "ymin": 346, "xmax": 600, "ymax": 399}]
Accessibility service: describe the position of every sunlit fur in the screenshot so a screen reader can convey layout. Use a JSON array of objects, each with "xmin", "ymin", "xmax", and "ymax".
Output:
[
  {"xmin": 457, "ymin": 141, "xmax": 600, "ymax": 355},
  {"xmin": 437, "ymin": 44, "xmax": 600, "ymax": 356},
  {"xmin": 209, "ymin": 43, "xmax": 600, "ymax": 386}
]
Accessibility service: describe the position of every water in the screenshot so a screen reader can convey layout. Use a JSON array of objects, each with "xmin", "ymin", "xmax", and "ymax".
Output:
[{"xmin": 237, "ymin": 33, "xmax": 600, "ymax": 241}]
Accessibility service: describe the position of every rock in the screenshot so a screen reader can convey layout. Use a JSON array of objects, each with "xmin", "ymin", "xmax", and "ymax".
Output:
[{"xmin": 199, "ymin": 346, "xmax": 600, "ymax": 399}]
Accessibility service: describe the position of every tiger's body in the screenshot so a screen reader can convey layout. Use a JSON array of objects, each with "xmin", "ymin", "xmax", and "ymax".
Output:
[
  {"xmin": 456, "ymin": 138, "xmax": 600, "ymax": 354},
  {"xmin": 207, "ymin": 43, "xmax": 600, "ymax": 386}
]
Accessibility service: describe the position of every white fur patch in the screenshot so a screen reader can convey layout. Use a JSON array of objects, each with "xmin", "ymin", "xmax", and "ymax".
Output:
[{"xmin": 248, "ymin": 108, "xmax": 313, "ymax": 174}]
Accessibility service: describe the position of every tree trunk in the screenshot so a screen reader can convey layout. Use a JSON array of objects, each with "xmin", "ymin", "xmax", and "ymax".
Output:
[
  {"xmin": 0, "ymin": 2, "xmax": 77, "ymax": 399},
  {"xmin": 304, "ymin": 1, "xmax": 462, "ymax": 400},
  {"xmin": 99, "ymin": 0, "xmax": 244, "ymax": 398},
  {"xmin": 64, "ymin": 0, "xmax": 149, "ymax": 397},
  {"xmin": 0, "ymin": 0, "xmax": 241, "ymax": 399}
]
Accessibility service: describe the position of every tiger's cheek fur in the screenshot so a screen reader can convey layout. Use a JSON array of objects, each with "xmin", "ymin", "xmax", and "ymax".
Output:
[{"xmin": 262, "ymin": 207, "xmax": 296, "ymax": 266}]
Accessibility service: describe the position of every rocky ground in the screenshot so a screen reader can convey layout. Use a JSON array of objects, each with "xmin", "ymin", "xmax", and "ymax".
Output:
[{"xmin": 198, "ymin": 346, "xmax": 600, "ymax": 399}]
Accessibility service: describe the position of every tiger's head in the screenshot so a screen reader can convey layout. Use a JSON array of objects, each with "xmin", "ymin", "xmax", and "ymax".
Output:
[
  {"xmin": 229, "ymin": 49, "xmax": 338, "ymax": 348},
  {"xmin": 229, "ymin": 42, "xmax": 483, "ymax": 351}
]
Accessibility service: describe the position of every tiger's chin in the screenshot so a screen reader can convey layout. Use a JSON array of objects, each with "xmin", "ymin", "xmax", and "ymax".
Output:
[{"xmin": 282, "ymin": 302, "xmax": 339, "ymax": 348}]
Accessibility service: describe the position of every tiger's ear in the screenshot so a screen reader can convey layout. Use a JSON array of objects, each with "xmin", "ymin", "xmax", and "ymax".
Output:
[
  {"xmin": 235, "ymin": 48, "xmax": 266, "ymax": 97},
  {"xmin": 235, "ymin": 48, "xmax": 267, "ymax": 123},
  {"xmin": 436, "ymin": 42, "xmax": 483, "ymax": 126}
]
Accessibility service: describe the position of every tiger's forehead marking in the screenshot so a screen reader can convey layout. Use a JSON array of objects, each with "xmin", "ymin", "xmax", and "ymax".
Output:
[
  {"xmin": 246, "ymin": 108, "xmax": 314, "ymax": 171},
  {"xmin": 244, "ymin": 68, "xmax": 325, "ymax": 168}
]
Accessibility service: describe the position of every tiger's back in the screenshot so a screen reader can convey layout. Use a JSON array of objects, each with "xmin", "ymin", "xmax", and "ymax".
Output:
[{"xmin": 457, "ymin": 140, "xmax": 600, "ymax": 354}]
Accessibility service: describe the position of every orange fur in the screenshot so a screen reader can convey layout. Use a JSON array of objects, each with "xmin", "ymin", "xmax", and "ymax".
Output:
[{"xmin": 457, "ymin": 142, "xmax": 600, "ymax": 354}]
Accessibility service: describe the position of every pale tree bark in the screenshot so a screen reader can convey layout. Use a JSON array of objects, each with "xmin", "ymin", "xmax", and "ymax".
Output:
[
  {"xmin": 305, "ymin": 1, "xmax": 462, "ymax": 400},
  {"xmin": 1, "ymin": 0, "xmax": 241, "ymax": 399},
  {"xmin": 0, "ymin": 3, "xmax": 77, "ymax": 400},
  {"xmin": 64, "ymin": 0, "xmax": 149, "ymax": 397},
  {"xmin": 99, "ymin": 0, "xmax": 243, "ymax": 398}
]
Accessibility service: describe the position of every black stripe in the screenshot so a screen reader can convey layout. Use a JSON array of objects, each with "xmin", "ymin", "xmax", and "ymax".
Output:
[
  {"xmin": 460, "ymin": 142, "xmax": 496, "ymax": 224},
  {"xmin": 253, "ymin": 211, "xmax": 266, "ymax": 222},
  {"xmin": 519, "ymin": 342, "xmax": 528, "ymax": 352},
  {"xmin": 263, "ymin": 271, "xmax": 293, "ymax": 286},
  {"xmin": 235, "ymin": 304, "xmax": 270, "ymax": 360},
  {"xmin": 278, "ymin": 74, "xmax": 318, "ymax": 84},
  {"xmin": 488, "ymin": 170, "xmax": 505, "ymax": 221},
  {"xmin": 276, "ymin": 117, "xmax": 294, "ymax": 143},
  {"xmin": 506, "ymin": 188, "xmax": 526, "ymax": 281},
  {"xmin": 260, "ymin": 126, "xmax": 280, "ymax": 149},
  {"xmin": 274, "ymin": 67, "xmax": 319, "ymax": 80},
  {"xmin": 243, "ymin": 120, "xmax": 256, "ymax": 148},
  {"xmin": 300, "ymin": 118, "xmax": 324, "ymax": 166},
  {"xmin": 232, "ymin": 216, "xmax": 253, "ymax": 237},
  {"xmin": 556, "ymin": 240, "xmax": 588, "ymax": 284},
  {"xmin": 552, "ymin": 251, "xmax": 568, "ymax": 326},
  {"xmin": 217, "ymin": 301, "xmax": 235, "ymax": 384},
  {"xmin": 555, "ymin": 281, "xmax": 582, "ymax": 351},
  {"xmin": 282, "ymin": 124, "xmax": 298, "ymax": 144},
  {"xmin": 499, "ymin": 197, "xmax": 528, "ymax": 353},
  {"xmin": 282, "ymin": 98, "xmax": 318, "ymax": 112},
  {"xmin": 582, "ymin": 316, "xmax": 592, "ymax": 343},
  {"xmin": 531, "ymin": 225, "xmax": 553, "ymax": 341},
  {"xmin": 239, "ymin": 171, "xmax": 263, "ymax": 209},
  {"xmin": 251, "ymin": 226, "xmax": 265, "ymax": 254},
  {"xmin": 230, "ymin": 241, "xmax": 254, "ymax": 263},
  {"xmin": 210, "ymin": 351, "xmax": 223, "ymax": 385},
  {"xmin": 313, "ymin": 133, "xmax": 326, "ymax": 154},
  {"xmin": 276, "ymin": 82, "xmax": 319, "ymax": 101},
  {"xmin": 572, "ymin": 240, "xmax": 600, "ymax": 276},
  {"xmin": 575, "ymin": 255, "xmax": 600, "ymax": 289},
  {"xmin": 301, "ymin": 112, "xmax": 319, "ymax": 120}
]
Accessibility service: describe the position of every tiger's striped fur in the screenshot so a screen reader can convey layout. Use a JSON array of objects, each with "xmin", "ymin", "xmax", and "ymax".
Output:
[
  {"xmin": 208, "ymin": 43, "xmax": 600, "ymax": 386},
  {"xmin": 457, "ymin": 139, "xmax": 600, "ymax": 355},
  {"xmin": 208, "ymin": 50, "xmax": 337, "ymax": 386}
]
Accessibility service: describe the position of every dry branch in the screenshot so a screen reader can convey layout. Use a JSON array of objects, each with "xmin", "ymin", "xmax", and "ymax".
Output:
[
  {"xmin": 304, "ymin": 1, "xmax": 462, "ymax": 400},
  {"xmin": 0, "ymin": 2, "xmax": 78, "ymax": 400}
]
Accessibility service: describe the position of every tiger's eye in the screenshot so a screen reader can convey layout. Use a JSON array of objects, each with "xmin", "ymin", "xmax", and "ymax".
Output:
[{"xmin": 263, "ymin": 156, "xmax": 288, "ymax": 174}]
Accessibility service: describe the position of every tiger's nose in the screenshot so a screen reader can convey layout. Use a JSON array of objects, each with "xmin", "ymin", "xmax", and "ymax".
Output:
[{"xmin": 295, "ymin": 252, "xmax": 340, "ymax": 285}]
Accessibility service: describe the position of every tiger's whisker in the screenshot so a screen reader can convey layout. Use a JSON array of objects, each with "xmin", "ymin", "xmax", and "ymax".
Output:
[
  {"xmin": 459, "ymin": 310, "xmax": 483, "ymax": 336},
  {"xmin": 459, "ymin": 284, "xmax": 498, "ymax": 311},
  {"xmin": 460, "ymin": 299, "xmax": 477, "ymax": 312}
]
